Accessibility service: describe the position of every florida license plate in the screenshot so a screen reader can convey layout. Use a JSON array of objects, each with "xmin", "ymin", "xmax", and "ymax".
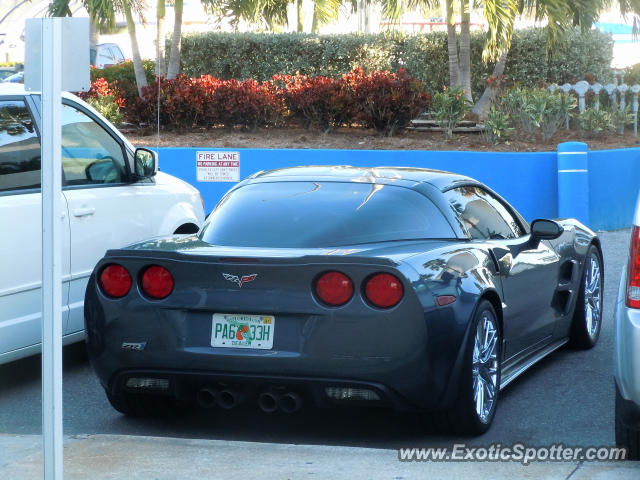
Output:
[{"xmin": 211, "ymin": 313, "xmax": 274, "ymax": 349}]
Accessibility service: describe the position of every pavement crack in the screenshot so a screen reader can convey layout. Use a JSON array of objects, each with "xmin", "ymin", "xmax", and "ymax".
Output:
[{"xmin": 565, "ymin": 461, "xmax": 583, "ymax": 480}]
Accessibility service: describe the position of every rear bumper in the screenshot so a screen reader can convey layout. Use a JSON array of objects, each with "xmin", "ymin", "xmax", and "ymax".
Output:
[{"xmin": 109, "ymin": 368, "xmax": 418, "ymax": 411}]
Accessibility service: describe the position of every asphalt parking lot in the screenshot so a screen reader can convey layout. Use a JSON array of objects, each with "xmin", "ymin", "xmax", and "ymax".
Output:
[{"xmin": 0, "ymin": 229, "xmax": 632, "ymax": 453}]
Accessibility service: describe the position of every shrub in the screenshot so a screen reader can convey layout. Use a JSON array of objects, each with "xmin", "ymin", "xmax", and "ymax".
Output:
[
  {"xmin": 86, "ymin": 95, "xmax": 124, "ymax": 126},
  {"xmin": 78, "ymin": 78, "xmax": 126, "ymax": 126},
  {"xmin": 275, "ymin": 74, "xmax": 355, "ymax": 132},
  {"xmin": 481, "ymin": 106, "xmax": 513, "ymax": 144},
  {"xmin": 577, "ymin": 107, "xmax": 615, "ymax": 137},
  {"xmin": 178, "ymin": 28, "xmax": 613, "ymax": 100},
  {"xmin": 204, "ymin": 78, "xmax": 285, "ymax": 130},
  {"xmin": 624, "ymin": 63, "xmax": 640, "ymax": 85},
  {"xmin": 92, "ymin": 60, "xmax": 156, "ymax": 109},
  {"xmin": 501, "ymin": 87, "xmax": 576, "ymax": 141},
  {"xmin": 131, "ymin": 75, "xmax": 205, "ymax": 128},
  {"xmin": 431, "ymin": 86, "xmax": 470, "ymax": 140},
  {"xmin": 345, "ymin": 68, "xmax": 430, "ymax": 136}
]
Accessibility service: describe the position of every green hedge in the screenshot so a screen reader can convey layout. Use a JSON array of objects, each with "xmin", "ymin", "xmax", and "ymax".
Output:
[{"xmin": 178, "ymin": 28, "xmax": 613, "ymax": 99}]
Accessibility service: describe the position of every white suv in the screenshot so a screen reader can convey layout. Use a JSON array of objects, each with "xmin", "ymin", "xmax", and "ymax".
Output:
[
  {"xmin": 614, "ymin": 195, "xmax": 640, "ymax": 459},
  {"xmin": 0, "ymin": 84, "xmax": 205, "ymax": 365}
]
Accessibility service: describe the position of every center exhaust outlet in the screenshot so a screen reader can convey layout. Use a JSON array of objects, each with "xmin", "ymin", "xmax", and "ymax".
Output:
[
  {"xmin": 258, "ymin": 392, "xmax": 279, "ymax": 413},
  {"xmin": 217, "ymin": 389, "xmax": 241, "ymax": 409},
  {"xmin": 196, "ymin": 387, "xmax": 218, "ymax": 409},
  {"xmin": 279, "ymin": 392, "xmax": 302, "ymax": 413}
]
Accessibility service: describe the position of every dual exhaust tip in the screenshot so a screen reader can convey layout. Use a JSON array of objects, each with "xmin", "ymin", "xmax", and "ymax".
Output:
[{"xmin": 196, "ymin": 387, "xmax": 302, "ymax": 413}]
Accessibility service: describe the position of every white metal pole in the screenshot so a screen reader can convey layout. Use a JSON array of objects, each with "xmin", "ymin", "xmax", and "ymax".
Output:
[{"xmin": 41, "ymin": 17, "xmax": 64, "ymax": 480}]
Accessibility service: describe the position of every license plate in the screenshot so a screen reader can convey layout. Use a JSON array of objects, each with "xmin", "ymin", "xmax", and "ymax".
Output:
[{"xmin": 211, "ymin": 313, "xmax": 274, "ymax": 349}]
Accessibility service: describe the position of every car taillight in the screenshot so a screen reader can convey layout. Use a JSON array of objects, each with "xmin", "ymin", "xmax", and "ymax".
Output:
[
  {"xmin": 627, "ymin": 226, "xmax": 640, "ymax": 308},
  {"xmin": 99, "ymin": 264, "xmax": 132, "ymax": 298},
  {"xmin": 364, "ymin": 273, "xmax": 404, "ymax": 308},
  {"xmin": 315, "ymin": 271, "xmax": 353, "ymax": 306},
  {"xmin": 141, "ymin": 265, "xmax": 174, "ymax": 299}
]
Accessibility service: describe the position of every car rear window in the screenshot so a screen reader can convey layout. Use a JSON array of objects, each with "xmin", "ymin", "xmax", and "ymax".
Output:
[{"xmin": 199, "ymin": 181, "xmax": 455, "ymax": 247}]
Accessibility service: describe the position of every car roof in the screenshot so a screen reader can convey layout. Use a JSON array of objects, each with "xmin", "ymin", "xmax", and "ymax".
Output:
[{"xmin": 248, "ymin": 165, "xmax": 477, "ymax": 191}]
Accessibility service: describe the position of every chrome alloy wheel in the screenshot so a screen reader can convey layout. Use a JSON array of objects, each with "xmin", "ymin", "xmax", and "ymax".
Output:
[
  {"xmin": 584, "ymin": 252, "xmax": 602, "ymax": 338},
  {"xmin": 472, "ymin": 311, "xmax": 499, "ymax": 423}
]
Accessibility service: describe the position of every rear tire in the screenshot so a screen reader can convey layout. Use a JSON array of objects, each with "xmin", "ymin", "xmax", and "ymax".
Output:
[
  {"xmin": 427, "ymin": 300, "xmax": 501, "ymax": 435},
  {"xmin": 569, "ymin": 245, "xmax": 603, "ymax": 349},
  {"xmin": 106, "ymin": 390, "xmax": 193, "ymax": 418},
  {"xmin": 615, "ymin": 384, "xmax": 640, "ymax": 460}
]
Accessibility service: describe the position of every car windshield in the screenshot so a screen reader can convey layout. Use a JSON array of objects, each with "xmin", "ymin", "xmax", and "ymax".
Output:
[{"xmin": 199, "ymin": 181, "xmax": 455, "ymax": 247}]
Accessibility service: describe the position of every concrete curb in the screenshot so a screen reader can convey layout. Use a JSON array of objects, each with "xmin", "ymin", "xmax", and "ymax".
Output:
[{"xmin": 1, "ymin": 434, "xmax": 639, "ymax": 479}]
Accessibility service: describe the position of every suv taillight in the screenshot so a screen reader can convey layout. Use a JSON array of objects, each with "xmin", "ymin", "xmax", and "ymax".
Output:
[
  {"xmin": 141, "ymin": 265, "xmax": 174, "ymax": 299},
  {"xmin": 99, "ymin": 264, "xmax": 132, "ymax": 298},
  {"xmin": 627, "ymin": 226, "xmax": 640, "ymax": 308}
]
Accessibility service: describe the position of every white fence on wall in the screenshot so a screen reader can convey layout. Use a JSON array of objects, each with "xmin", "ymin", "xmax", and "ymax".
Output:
[{"xmin": 548, "ymin": 71, "xmax": 640, "ymax": 136}]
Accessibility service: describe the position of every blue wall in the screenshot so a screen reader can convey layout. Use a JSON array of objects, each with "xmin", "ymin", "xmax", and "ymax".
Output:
[
  {"xmin": 155, "ymin": 145, "xmax": 640, "ymax": 231},
  {"xmin": 589, "ymin": 147, "xmax": 640, "ymax": 231}
]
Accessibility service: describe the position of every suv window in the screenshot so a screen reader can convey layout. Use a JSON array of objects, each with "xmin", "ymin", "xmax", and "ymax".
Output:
[
  {"xmin": 200, "ymin": 182, "xmax": 456, "ymax": 247},
  {"xmin": 109, "ymin": 46, "xmax": 125, "ymax": 63},
  {"xmin": 61, "ymin": 104, "xmax": 128, "ymax": 185},
  {"xmin": 96, "ymin": 48, "xmax": 114, "ymax": 66},
  {"xmin": 0, "ymin": 100, "xmax": 41, "ymax": 192},
  {"xmin": 444, "ymin": 186, "xmax": 522, "ymax": 240}
]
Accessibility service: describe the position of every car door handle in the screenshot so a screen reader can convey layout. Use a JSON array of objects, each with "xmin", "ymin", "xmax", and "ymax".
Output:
[{"xmin": 73, "ymin": 207, "xmax": 95, "ymax": 217}]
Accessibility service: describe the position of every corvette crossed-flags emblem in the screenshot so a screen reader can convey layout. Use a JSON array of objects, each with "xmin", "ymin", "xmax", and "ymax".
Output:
[{"xmin": 222, "ymin": 273, "xmax": 258, "ymax": 288}]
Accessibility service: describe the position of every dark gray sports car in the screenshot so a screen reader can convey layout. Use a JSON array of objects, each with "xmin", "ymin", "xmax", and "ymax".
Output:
[{"xmin": 85, "ymin": 166, "xmax": 603, "ymax": 434}]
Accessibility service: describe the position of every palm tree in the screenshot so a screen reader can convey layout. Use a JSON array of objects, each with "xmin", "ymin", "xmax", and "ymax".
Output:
[
  {"xmin": 156, "ymin": 0, "xmax": 166, "ymax": 77},
  {"xmin": 48, "ymin": 0, "xmax": 149, "ymax": 95},
  {"xmin": 167, "ymin": 0, "xmax": 183, "ymax": 78}
]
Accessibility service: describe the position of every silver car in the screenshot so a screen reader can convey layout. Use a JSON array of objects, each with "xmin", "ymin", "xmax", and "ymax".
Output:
[{"xmin": 614, "ymin": 198, "xmax": 640, "ymax": 459}]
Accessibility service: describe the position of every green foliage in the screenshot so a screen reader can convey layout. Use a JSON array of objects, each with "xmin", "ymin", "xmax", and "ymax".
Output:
[
  {"xmin": 481, "ymin": 106, "xmax": 513, "ymax": 144},
  {"xmin": 624, "ymin": 63, "xmax": 640, "ymax": 85},
  {"xmin": 431, "ymin": 86, "xmax": 471, "ymax": 140},
  {"xmin": 577, "ymin": 107, "xmax": 614, "ymax": 138},
  {"xmin": 177, "ymin": 28, "xmax": 613, "ymax": 100},
  {"xmin": 86, "ymin": 95, "xmax": 124, "ymax": 126},
  {"xmin": 501, "ymin": 87, "xmax": 577, "ymax": 141},
  {"xmin": 91, "ymin": 60, "xmax": 156, "ymax": 105},
  {"xmin": 611, "ymin": 106, "xmax": 635, "ymax": 132}
]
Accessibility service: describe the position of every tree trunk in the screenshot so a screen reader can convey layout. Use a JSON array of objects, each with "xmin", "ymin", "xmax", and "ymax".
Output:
[
  {"xmin": 311, "ymin": 2, "xmax": 319, "ymax": 34},
  {"xmin": 472, "ymin": 51, "xmax": 508, "ymax": 119},
  {"xmin": 297, "ymin": 0, "xmax": 303, "ymax": 32},
  {"xmin": 445, "ymin": 0, "xmax": 460, "ymax": 88},
  {"xmin": 156, "ymin": 0, "xmax": 166, "ymax": 78},
  {"xmin": 167, "ymin": 0, "xmax": 183, "ymax": 79},
  {"xmin": 459, "ymin": 0, "xmax": 472, "ymax": 102},
  {"xmin": 123, "ymin": 0, "xmax": 148, "ymax": 96}
]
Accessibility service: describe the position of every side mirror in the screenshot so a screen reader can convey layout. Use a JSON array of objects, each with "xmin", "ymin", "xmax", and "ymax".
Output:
[
  {"xmin": 134, "ymin": 147, "xmax": 157, "ymax": 178},
  {"xmin": 530, "ymin": 219, "xmax": 564, "ymax": 241}
]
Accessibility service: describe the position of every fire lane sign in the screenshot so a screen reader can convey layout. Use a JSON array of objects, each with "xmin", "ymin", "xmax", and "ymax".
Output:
[{"xmin": 196, "ymin": 151, "xmax": 240, "ymax": 182}]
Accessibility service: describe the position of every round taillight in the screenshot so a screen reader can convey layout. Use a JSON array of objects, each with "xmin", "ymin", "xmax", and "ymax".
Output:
[
  {"xmin": 315, "ymin": 271, "xmax": 353, "ymax": 306},
  {"xmin": 364, "ymin": 273, "xmax": 404, "ymax": 308},
  {"xmin": 141, "ymin": 265, "xmax": 174, "ymax": 299},
  {"xmin": 99, "ymin": 264, "xmax": 132, "ymax": 298}
]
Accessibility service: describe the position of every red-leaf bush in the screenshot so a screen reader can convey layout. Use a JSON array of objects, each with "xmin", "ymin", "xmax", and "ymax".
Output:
[
  {"xmin": 202, "ymin": 77, "xmax": 285, "ymax": 130},
  {"xmin": 95, "ymin": 68, "xmax": 429, "ymax": 136},
  {"xmin": 344, "ymin": 67, "xmax": 431, "ymax": 136},
  {"xmin": 132, "ymin": 75, "xmax": 205, "ymax": 128},
  {"xmin": 275, "ymin": 74, "xmax": 356, "ymax": 132}
]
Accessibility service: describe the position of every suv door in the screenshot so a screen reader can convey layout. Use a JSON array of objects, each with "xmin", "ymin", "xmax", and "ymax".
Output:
[
  {"xmin": 57, "ymin": 100, "xmax": 155, "ymax": 335},
  {"xmin": 443, "ymin": 185, "xmax": 560, "ymax": 359},
  {"xmin": 0, "ymin": 97, "xmax": 70, "ymax": 359}
]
